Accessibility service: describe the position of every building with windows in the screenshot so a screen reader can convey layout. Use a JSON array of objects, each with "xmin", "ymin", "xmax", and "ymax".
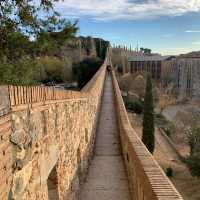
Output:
[
  {"xmin": 128, "ymin": 55, "xmax": 174, "ymax": 81},
  {"xmin": 170, "ymin": 57, "xmax": 200, "ymax": 99},
  {"xmin": 128, "ymin": 54, "xmax": 200, "ymax": 100}
]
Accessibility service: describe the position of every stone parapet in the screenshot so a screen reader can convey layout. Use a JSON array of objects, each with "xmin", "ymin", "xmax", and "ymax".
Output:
[
  {"xmin": 9, "ymin": 86, "xmax": 85, "ymax": 108},
  {"xmin": 111, "ymin": 69, "xmax": 184, "ymax": 200},
  {"xmin": 0, "ymin": 54, "xmax": 107, "ymax": 200},
  {"xmin": 0, "ymin": 86, "xmax": 10, "ymax": 117}
]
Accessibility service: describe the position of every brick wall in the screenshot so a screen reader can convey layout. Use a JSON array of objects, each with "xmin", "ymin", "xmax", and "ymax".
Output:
[
  {"xmin": 0, "ymin": 56, "xmax": 107, "ymax": 200},
  {"xmin": 111, "ymin": 69, "xmax": 184, "ymax": 200}
]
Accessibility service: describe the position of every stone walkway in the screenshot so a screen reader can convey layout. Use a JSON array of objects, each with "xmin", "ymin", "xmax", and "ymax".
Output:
[{"xmin": 80, "ymin": 73, "xmax": 131, "ymax": 200}]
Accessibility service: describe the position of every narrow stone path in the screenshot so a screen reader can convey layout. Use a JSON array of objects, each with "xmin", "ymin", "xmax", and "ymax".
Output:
[{"xmin": 80, "ymin": 73, "xmax": 131, "ymax": 200}]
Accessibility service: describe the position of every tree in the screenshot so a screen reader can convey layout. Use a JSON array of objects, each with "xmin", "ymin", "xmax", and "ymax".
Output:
[
  {"xmin": 185, "ymin": 123, "xmax": 200, "ymax": 178},
  {"xmin": 187, "ymin": 127, "xmax": 200, "ymax": 156},
  {"xmin": 140, "ymin": 47, "xmax": 152, "ymax": 55},
  {"xmin": 186, "ymin": 155, "xmax": 200, "ymax": 178},
  {"xmin": 0, "ymin": 0, "xmax": 79, "ymax": 85},
  {"xmin": 0, "ymin": 0, "xmax": 78, "ymax": 59},
  {"xmin": 142, "ymin": 74, "xmax": 155, "ymax": 153},
  {"xmin": 36, "ymin": 57, "xmax": 68, "ymax": 83},
  {"xmin": 0, "ymin": 0, "xmax": 62, "ymax": 34},
  {"xmin": 35, "ymin": 21, "xmax": 78, "ymax": 57},
  {"xmin": 73, "ymin": 57, "xmax": 103, "ymax": 88}
]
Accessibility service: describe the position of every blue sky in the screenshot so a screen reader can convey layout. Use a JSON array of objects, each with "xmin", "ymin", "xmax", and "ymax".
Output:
[{"xmin": 55, "ymin": 0, "xmax": 200, "ymax": 55}]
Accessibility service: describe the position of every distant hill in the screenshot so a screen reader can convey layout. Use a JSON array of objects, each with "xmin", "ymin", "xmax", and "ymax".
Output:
[
  {"xmin": 60, "ymin": 36, "xmax": 109, "ymax": 63},
  {"xmin": 179, "ymin": 51, "xmax": 200, "ymax": 58}
]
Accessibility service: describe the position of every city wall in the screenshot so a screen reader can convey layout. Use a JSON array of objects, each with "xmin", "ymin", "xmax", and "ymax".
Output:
[
  {"xmin": 0, "ymin": 58, "xmax": 107, "ymax": 200},
  {"xmin": 0, "ymin": 47, "xmax": 185, "ymax": 200},
  {"xmin": 111, "ymin": 69, "xmax": 184, "ymax": 200}
]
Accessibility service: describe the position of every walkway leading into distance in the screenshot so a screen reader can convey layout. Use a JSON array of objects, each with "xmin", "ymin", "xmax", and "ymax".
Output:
[{"xmin": 80, "ymin": 73, "xmax": 131, "ymax": 200}]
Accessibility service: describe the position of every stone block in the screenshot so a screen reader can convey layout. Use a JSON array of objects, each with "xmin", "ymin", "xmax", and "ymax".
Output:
[{"xmin": 0, "ymin": 86, "xmax": 10, "ymax": 116}]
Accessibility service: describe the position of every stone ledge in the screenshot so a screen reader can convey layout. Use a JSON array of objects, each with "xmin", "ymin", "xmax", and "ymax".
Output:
[{"xmin": 111, "ymin": 69, "xmax": 184, "ymax": 200}]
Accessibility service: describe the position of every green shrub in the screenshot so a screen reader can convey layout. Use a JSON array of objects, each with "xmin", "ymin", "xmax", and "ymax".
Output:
[
  {"xmin": 127, "ymin": 100, "xmax": 143, "ymax": 114},
  {"xmin": 36, "ymin": 56, "xmax": 66, "ymax": 83},
  {"xmin": 166, "ymin": 167, "xmax": 173, "ymax": 177},
  {"xmin": 0, "ymin": 56, "xmax": 40, "ymax": 85},
  {"xmin": 164, "ymin": 123, "xmax": 175, "ymax": 137},
  {"xmin": 0, "ymin": 56, "xmax": 71, "ymax": 85},
  {"xmin": 155, "ymin": 113, "xmax": 163, "ymax": 119},
  {"xmin": 164, "ymin": 128, "xmax": 171, "ymax": 137},
  {"xmin": 73, "ymin": 57, "xmax": 103, "ymax": 88},
  {"xmin": 186, "ymin": 155, "xmax": 200, "ymax": 178},
  {"xmin": 188, "ymin": 127, "xmax": 200, "ymax": 156}
]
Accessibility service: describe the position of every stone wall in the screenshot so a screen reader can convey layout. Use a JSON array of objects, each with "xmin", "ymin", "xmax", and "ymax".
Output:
[
  {"xmin": 0, "ymin": 57, "xmax": 107, "ymax": 200},
  {"xmin": 111, "ymin": 48, "xmax": 143, "ymax": 74},
  {"xmin": 0, "ymin": 86, "xmax": 12, "ymax": 200},
  {"xmin": 172, "ymin": 58, "xmax": 200, "ymax": 100},
  {"xmin": 162, "ymin": 58, "xmax": 200, "ymax": 100},
  {"xmin": 111, "ymin": 69, "xmax": 184, "ymax": 200},
  {"xmin": 0, "ymin": 114, "xmax": 12, "ymax": 199}
]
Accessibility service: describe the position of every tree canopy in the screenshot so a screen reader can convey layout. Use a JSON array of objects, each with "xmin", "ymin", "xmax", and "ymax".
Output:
[
  {"xmin": 0, "ymin": 0, "xmax": 79, "ymax": 58},
  {"xmin": 0, "ymin": 0, "xmax": 79, "ymax": 85},
  {"xmin": 140, "ymin": 47, "xmax": 152, "ymax": 55}
]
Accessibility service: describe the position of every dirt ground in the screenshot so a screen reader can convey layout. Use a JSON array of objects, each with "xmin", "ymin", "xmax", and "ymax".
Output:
[
  {"xmin": 128, "ymin": 112, "xmax": 200, "ymax": 200},
  {"xmin": 162, "ymin": 104, "xmax": 200, "ymax": 157}
]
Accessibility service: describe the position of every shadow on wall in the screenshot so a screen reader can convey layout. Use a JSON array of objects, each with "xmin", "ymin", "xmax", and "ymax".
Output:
[
  {"xmin": 47, "ymin": 165, "xmax": 59, "ymax": 200},
  {"xmin": 46, "ymin": 140, "xmax": 94, "ymax": 200}
]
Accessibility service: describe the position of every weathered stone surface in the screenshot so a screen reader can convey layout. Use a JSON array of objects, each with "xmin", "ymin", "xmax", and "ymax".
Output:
[
  {"xmin": 168, "ymin": 58, "xmax": 200, "ymax": 100},
  {"xmin": 0, "ymin": 86, "xmax": 10, "ymax": 116},
  {"xmin": 10, "ymin": 130, "xmax": 27, "ymax": 146},
  {"xmin": 6, "ymin": 63, "xmax": 106, "ymax": 200},
  {"xmin": 111, "ymin": 67, "xmax": 184, "ymax": 200},
  {"xmin": 11, "ymin": 161, "xmax": 33, "ymax": 199}
]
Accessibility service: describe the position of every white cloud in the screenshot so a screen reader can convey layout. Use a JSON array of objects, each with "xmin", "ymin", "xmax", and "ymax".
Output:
[
  {"xmin": 186, "ymin": 30, "xmax": 200, "ymax": 33},
  {"xmin": 55, "ymin": 0, "xmax": 200, "ymax": 21}
]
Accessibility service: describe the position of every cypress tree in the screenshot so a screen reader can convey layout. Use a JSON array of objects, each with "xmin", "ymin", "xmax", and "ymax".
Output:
[{"xmin": 142, "ymin": 74, "xmax": 155, "ymax": 153}]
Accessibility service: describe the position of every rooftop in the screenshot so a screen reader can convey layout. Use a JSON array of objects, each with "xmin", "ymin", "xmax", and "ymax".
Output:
[{"xmin": 128, "ymin": 55, "xmax": 175, "ymax": 62}]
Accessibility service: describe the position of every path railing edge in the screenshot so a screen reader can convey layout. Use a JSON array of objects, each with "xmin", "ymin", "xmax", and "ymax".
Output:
[
  {"xmin": 0, "ymin": 54, "xmax": 108, "ymax": 114},
  {"xmin": 111, "ymin": 68, "xmax": 184, "ymax": 200}
]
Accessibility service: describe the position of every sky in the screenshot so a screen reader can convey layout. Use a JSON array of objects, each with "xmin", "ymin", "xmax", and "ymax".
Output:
[{"xmin": 55, "ymin": 0, "xmax": 200, "ymax": 55}]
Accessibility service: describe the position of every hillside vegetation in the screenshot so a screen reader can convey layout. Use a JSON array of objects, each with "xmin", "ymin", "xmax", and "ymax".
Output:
[{"xmin": 0, "ymin": 0, "xmax": 109, "ymax": 86}]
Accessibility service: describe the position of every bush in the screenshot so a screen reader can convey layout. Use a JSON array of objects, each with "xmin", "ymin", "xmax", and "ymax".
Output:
[
  {"xmin": 166, "ymin": 167, "xmax": 173, "ymax": 177},
  {"xmin": 164, "ymin": 128, "xmax": 171, "ymax": 137},
  {"xmin": 36, "ymin": 56, "xmax": 66, "ymax": 83},
  {"xmin": 188, "ymin": 127, "xmax": 200, "ymax": 156},
  {"xmin": 127, "ymin": 100, "xmax": 143, "ymax": 114},
  {"xmin": 73, "ymin": 57, "xmax": 103, "ymax": 88},
  {"xmin": 155, "ymin": 113, "xmax": 163, "ymax": 119},
  {"xmin": 164, "ymin": 123, "xmax": 175, "ymax": 137},
  {"xmin": 0, "ymin": 56, "xmax": 72, "ymax": 85},
  {"xmin": 0, "ymin": 56, "xmax": 40, "ymax": 85},
  {"xmin": 186, "ymin": 155, "xmax": 200, "ymax": 178}
]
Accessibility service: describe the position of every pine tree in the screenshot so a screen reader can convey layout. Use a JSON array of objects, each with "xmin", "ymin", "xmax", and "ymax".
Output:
[{"xmin": 142, "ymin": 74, "xmax": 155, "ymax": 153}]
